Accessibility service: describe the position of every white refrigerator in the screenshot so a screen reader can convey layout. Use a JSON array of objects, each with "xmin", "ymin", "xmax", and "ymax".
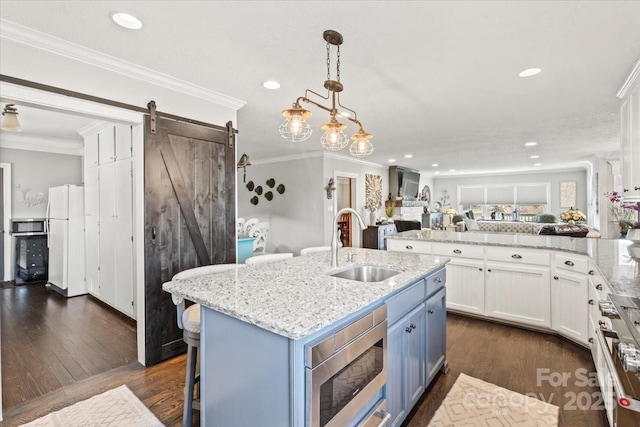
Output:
[{"xmin": 47, "ymin": 185, "xmax": 86, "ymax": 297}]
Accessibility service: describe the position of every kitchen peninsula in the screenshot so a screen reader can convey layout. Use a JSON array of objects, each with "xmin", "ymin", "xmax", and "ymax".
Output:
[{"xmin": 163, "ymin": 248, "xmax": 448, "ymax": 427}]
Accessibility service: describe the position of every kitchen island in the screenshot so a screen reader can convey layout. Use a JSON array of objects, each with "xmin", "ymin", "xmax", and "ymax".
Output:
[{"xmin": 163, "ymin": 247, "xmax": 448, "ymax": 427}]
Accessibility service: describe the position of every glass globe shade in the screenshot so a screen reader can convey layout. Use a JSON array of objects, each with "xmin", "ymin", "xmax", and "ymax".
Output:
[{"xmin": 279, "ymin": 114, "xmax": 312, "ymax": 142}]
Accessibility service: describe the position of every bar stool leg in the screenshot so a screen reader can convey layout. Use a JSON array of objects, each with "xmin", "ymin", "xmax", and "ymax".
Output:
[{"xmin": 183, "ymin": 344, "xmax": 198, "ymax": 426}]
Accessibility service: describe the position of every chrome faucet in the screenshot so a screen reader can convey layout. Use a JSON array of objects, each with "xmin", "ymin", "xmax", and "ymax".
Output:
[{"xmin": 331, "ymin": 208, "xmax": 367, "ymax": 268}]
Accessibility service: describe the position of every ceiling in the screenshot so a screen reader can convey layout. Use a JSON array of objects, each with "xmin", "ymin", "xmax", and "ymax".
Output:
[{"xmin": 1, "ymin": 1, "xmax": 639, "ymax": 176}]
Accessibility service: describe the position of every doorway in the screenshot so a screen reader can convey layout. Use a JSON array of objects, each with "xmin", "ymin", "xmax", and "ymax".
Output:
[
  {"xmin": 335, "ymin": 173, "xmax": 359, "ymax": 247},
  {"xmin": 0, "ymin": 163, "xmax": 11, "ymax": 281}
]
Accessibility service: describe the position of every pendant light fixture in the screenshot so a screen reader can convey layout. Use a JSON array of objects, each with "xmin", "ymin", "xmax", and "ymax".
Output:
[
  {"xmin": 279, "ymin": 30, "xmax": 374, "ymax": 157},
  {"xmin": 1, "ymin": 104, "xmax": 21, "ymax": 132}
]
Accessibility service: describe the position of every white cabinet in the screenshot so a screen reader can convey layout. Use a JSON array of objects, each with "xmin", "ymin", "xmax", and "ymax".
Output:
[
  {"xmin": 84, "ymin": 133, "xmax": 99, "ymax": 167},
  {"xmin": 619, "ymin": 61, "xmax": 640, "ymax": 201},
  {"xmin": 83, "ymin": 123, "xmax": 135, "ymax": 318},
  {"xmin": 485, "ymin": 262, "xmax": 551, "ymax": 328},
  {"xmin": 445, "ymin": 258, "xmax": 485, "ymax": 315},
  {"xmin": 99, "ymin": 124, "xmax": 132, "ymax": 165},
  {"xmin": 426, "ymin": 287, "xmax": 446, "ymax": 383},
  {"xmin": 84, "ymin": 166, "xmax": 100, "ymax": 295},
  {"xmin": 551, "ymin": 270, "xmax": 589, "ymax": 345}
]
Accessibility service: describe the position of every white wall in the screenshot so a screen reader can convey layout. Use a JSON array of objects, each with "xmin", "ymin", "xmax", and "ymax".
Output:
[
  {"xmin": 432, "ymin": 168, "xmax": 589, "ymax": 219},
  {"xmin": 0, "ymin": 147, "xmax": 82, "ymax": 218},
  {"xmin": 237, "ymin": 155, "xmax": 325, "ymax": 254}
]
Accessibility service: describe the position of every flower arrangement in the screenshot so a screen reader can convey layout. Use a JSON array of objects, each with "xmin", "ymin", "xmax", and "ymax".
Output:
[
  {"xmin": 559, "ymin": 207, "xmax": 586, "ymax": 224},
  {"xmin": 444, "ymin": 208, "xmax": 457, "ymax": 216},
  {"xmin": 605, "ymin": 190, "xmax": 640, "ymax": 232}
]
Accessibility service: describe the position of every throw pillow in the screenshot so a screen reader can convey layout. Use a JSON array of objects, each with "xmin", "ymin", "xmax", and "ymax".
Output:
[{"xmin": 463, "ymin": 218, "xmax": 480, "ymax": 231}]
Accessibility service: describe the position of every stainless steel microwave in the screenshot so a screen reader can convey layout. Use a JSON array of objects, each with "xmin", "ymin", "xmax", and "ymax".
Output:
[{"xmin": 10, "ymin": 218, "xmax": 48, "ymax": 236}]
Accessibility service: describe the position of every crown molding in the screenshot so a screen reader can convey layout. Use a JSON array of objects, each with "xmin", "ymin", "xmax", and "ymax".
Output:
[
  {"xmin": 250, "ymin": 151, "xmax": 324, "ymax": 165},
  {"xmin": 323, "ymin": 151, "xmax": 386, "ymax": 169},
  {"xmin": 0, "ymin": 19, "xmax": 247, "ymax": 110},
  {"xmin": 76, "ymin": 120, "xmax": 112, "ymax": 137},
  {"xmin": 617, "ymin": 58, "xmax": 640, "ymax": 99},
  {"xmin": 0, "ymin": 132, "xmax": 83, "ymax": 156}
]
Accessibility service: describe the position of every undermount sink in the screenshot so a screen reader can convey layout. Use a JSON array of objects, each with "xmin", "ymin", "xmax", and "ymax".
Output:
[{"xmin": 329, "ymin": 265, "xmax": 401, "ymax": 283}]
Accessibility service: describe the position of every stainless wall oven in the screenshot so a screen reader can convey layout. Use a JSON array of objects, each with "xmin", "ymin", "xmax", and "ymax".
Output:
[{"xmin": 306, "ymin": 305, "xmax": 389, "ymax": 427}]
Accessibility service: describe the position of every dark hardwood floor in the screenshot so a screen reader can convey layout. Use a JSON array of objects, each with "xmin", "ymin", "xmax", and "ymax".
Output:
[
  {"xmin": 2, "ymin": 303, "xmax": 607, "ymax": 427},
  {"xmin": 1, "ymin": 283, "xmax": 137, "ymax": 410}
]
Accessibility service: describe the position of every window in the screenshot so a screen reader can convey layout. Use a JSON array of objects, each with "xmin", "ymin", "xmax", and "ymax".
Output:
[{"xmin": 458, "ymin": 183, "xmax": 550, "ymax": 220}]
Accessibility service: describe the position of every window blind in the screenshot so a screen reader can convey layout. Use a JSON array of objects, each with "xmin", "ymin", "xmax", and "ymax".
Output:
[
  {"xmin": 458, "ymin": 186, "xmax": 485, "ymax": 204},
  {"xmin": 486, "ymin": 186, "xmax": 515, "ymax": 204},
  {"xmin": 516, "ymin": 184, "xmax": 549, "ymax": 204}
]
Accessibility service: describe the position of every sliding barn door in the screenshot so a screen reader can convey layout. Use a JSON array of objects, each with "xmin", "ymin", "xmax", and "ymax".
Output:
[{"xmin": 144, "ymin": 116, "xmax": 236, "ymax": 365}]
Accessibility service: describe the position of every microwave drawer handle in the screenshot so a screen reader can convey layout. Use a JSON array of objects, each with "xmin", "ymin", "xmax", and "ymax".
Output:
[
  {"xmin": 372, "ymin": 410, "xmax": 391, "ymax": 427},
  {"xmin": 595, "ymin": 329, "xmax": 640, "ymax": 412}
]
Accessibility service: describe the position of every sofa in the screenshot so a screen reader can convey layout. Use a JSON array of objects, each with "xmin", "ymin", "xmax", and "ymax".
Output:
[{"xmin": 463, "ymin": 219, "xmax": 596, "ymax": 238}]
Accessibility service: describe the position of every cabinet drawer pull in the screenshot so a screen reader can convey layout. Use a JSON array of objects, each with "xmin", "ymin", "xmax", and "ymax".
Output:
[
  {"xmin": 596, "ymin": 284, "xmax": 603, "ymax": 291},
  {"xmin": 410, "ymin": 323, "xmax": 417, "ymax": 329},
  {"xmin": 588, "ymin": 270, "xmax": 595, "ymax": 275},
  {"xmin": 511, "ymin": 254, "xmax": 522, "ymax": 259},
  {"xmin": 428, "ymin": 309, "xmax": 434, "ymax": 314},
  {"xmin": 406, "ymin": 245, "xmax": 413, "ymax": 250},
  {"xmin": 479, "ymin": 267, "xmax": 483, "ymax": 271},
  {"xmin": 588, "ymin": 299, "xmax": 594, "ymax": 305},
  {"xmin": 598, "ymin": 320, "xmax": 606, "ymax": 327},
  {"xmin": 405, "ymin": 327, "xmax": 412, "ymax": 333},
  {"xmin": 564, "ymin": 260, "xmax": 575, "ymax": 266},
  {"xmin": 453, "ymin": 249, "xmax": 462, "ymax": 254},
  {"xmin": 588, "ymin": 338, "xmax": 594, "ymax": 344},
  {"xmin": 487, "ymin": 269, "xmax": 492, "ymax": 272},
  {"xmin": 553, "ymin": 276, "xmax": 559, "ymax": 280},
  {"xmin": 434, "ymin": 277, "xmax": 442, "ymax": 283}
]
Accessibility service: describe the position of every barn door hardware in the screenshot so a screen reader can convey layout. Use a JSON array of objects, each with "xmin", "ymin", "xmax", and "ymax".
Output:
[{"xmin": 147, "ymin": 101, "xmax": 157, "ymax": 135}]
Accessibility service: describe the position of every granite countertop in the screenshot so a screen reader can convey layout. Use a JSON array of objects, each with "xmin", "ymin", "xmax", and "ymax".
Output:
[
  {"xmin": 162, "ymin": 248, "xmax": 447, "ymax": 340},
  {"xmin": 388, "ymin": 230, "xmax": 640, "ymax": 297}
]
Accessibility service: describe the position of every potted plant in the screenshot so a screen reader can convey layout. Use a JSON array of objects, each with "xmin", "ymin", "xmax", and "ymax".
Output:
[{"xmin": 605, "ymin": 190, "xmax": 640, "ymax": 239}]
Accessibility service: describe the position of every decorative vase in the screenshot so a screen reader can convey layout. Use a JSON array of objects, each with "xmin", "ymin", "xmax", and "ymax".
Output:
[
  {"xmin": 369, "ymin": 210, "xmax": 377, "ymax": 226},
  {"xmin": 627, "ymin": 228, "xmax": 640, "ymax": 243},
  {"xmin": 568, "ymin": 220, "xmax": 575, "ymax": 225}
]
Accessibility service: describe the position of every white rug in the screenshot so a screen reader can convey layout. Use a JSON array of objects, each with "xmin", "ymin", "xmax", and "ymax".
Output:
[
  {"xmin": 20, "ymin": 385, "xmax": 164, "ymax": 427},
  {"xmin": 428, "ymin": 373, "xmax": 559, "ymax": 426}
]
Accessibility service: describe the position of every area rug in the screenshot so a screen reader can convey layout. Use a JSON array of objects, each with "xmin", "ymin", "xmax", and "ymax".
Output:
[
  {"xmin": 428, "ymin": 373, "xmax": 559, "ymax": 426},
  {"xmin": 20, "ymin": 385, "xmax": 164, "ymax": 427}
]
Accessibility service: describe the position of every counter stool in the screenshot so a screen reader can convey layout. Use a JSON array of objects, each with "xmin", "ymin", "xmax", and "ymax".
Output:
[
  {"xmin": 245, "ymin": 253, "xmax": 293, "ymax": 265},
  {"xmin": 300, "ymin": 246, "xmax": 330, "ymax": 255},
  {"xmin": 171, "ymin": 263, "xmax": 246, "ymax": 426}
]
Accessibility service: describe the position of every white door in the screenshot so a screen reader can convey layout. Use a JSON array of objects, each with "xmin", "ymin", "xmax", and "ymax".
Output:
[
  {"xmin": 99, "ymin": 163, "xmax": 116, "ymax": 305},
  {"xmin": 445, "ymin": 258, "xmax": 485, "ymax": 315},
  {"xmin": 84, "ymin": 167, "xmax": 100, "ymax": 295},
  {"xmin": 48, "ymin": 218, "xmax": 68, "ymax": 289},
  {"xmin": 114, "ymin": 159, "xmax": 134, "ymax": 316},
  {"xmin": 48, "ymin": 186, "xmax": 69, "ymax": 219},
  {"xmin": 552, "ymin": 271, "xmax": 589, "ymax": 345}
]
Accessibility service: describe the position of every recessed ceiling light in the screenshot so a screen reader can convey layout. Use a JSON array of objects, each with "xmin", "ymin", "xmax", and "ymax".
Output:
[
  {"xmin": 431, "ymin": 163, "xmax": 438, "ymax": 167},
  {"xmin": 434, "ymin": 171, "xmax": 440, "ymax": 174},
  {"xmin": 534, "ymin": 163, "xmax": 542, "ymax": 166},
  {"xmin": 404, "ymin": 154, "xmax": 413, "ymax": 158},
  {"xmin": 338, "ymin": 111, "xmax": 351, "ymax": 118},
  {"xmin": 525, "ymin": 141, "xmax": 537, "ymax": 147},
  {"xmin": 262, "ymin": 80, "xmax": 280, "ymax": 90},
  {"xmin": 110, "ymin": 12, "xmax": 143, "ymax": 30},
  {"xmin": 388, "ymin": 159, "xmax": 396, "ymax": 163},
  {"xmin": 530, "ymin": 155, "xmax": 540, "ymax": 159},
  {"xmin": 449, "ymin": 169, "xmax": 455, "ymax": 172},
  {"xmin": 519, "ymin": 68, "xmax": 541, "ymax": 77}
]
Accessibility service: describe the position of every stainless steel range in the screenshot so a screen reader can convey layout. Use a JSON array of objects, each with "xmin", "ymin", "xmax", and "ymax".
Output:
[{"xmin": 598, "ymin": 294, "xmax": 640, "ymax": 426}]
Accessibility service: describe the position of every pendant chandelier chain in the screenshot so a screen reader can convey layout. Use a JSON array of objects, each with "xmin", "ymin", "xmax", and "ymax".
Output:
[
  {"xmin": 326, "ymin": 42, "xmax": 331, "ymax": 82},
  {"xmin": 336, "ymin": 45, "xmax": 341, "ymax": 82}
]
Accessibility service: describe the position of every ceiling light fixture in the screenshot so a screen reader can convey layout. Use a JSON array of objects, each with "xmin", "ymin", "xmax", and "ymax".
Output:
[
  {"xmin": 431, "ymin": 163, "xmax": 438, "ymax": 167},
  {"xmin": 519, "ymin": 68, "xmax": 541, "ymax": 77},
  {"xmin": 534, "ymin": 163, "xmax": 542, "ymax": 166},
  {"xmin": 388, "ymin": 159, "xmax": 396, "ymax": 163},
  {"xmin": 263, "ymin": 80, "xmax": 280, "ymax": 90},
  {"xmin": 449, "ymin": 169, "xmax": 455, "ymax": 172},
  {"xmin": 279, "ymin": 30, "xmax": 373, "ymax": 157},
  {"xmin": 1, "ymin": 104, "xmax": 21, "ymax": 132},
  {"xmin": 530, "ymin": 155, "xmax": 540, "ymax": 159},
  {"xmin": 525, "ymin": 141, "xmax": 537, "ymax": 147},
  {"xmin": 404, "ymin": 154, "xmax": 413, "ymax": 159},
  {"xmin": 110, "ymin": 12, "xmax": 143, "ymax": 30}
]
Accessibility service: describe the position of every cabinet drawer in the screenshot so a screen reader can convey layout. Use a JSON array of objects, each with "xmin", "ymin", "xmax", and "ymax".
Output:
[
  {"xmin": 432, "ymin": 243, "xmax": 483, "ymax": 259},
  {"xmin": 387, "ymin": 239, "xmax": 431, "ymax": 254},
  {"xmin": 386, "ymin": 279, "xmax": 425, "ymax": 324},
  {"xmin": 556, "ymin": 254, "xmax": 588, "ymax": 274},
  {"xmin": 486, "ymin": 247, "xmax": 550, "ymax": 266},
  {"xmin": 425, "ymin": 268, "xmax": 446, "ymax": 298}
]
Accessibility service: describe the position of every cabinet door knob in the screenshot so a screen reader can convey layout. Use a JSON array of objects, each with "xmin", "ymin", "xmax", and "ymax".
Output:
[
  {"xmin": 479, "ymin": 267, "xmax": 483, "ymax": 271},
  {"xmin": 564, "ymin": 260, "xmax": 575, "ymax": 266},
  {"xmin": 588, "ymin": 338, "xmax": 594, "ymax": 344},
  {"xmin": 598, "ymin": 320, "xmax": 606, "ymax": 326},
  {"xmin": 406, "ymin": 245, "xmax": 413, "ymax": 250},
  {"xmin": 588, "ymin": 270, "xmax": 595, "ymax": 275},
  {"xmin": 588, "ymin": 299, "xmax": 594, "ymax": 305},
  {"xmin": 553, "ymin": 276, "xmax": 559, "ymax": 280},
  {"xmin": 596, "ymin": 284, "xmax": 603, "ymax": 291},
  {"xmin": 405, "ymin": 327, "xmax": 412, "ymax": 333},
  {"xmin": 428, "ymin": 309, "xmax": 434, "ymax": 314},
  {"xmin": 511, "ymin": 254, "xmax": 522, "ymax": 259},
  {"xmin": 487, "ymin": 269, "xmax": 492, "ymax": 272},
  {"xmin": 453, "ymin": 249, "xmax": 462, "ymax": 254}
]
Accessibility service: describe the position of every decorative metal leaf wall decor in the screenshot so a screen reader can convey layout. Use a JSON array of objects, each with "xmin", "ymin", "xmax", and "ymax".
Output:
[
  {"xmin": 365, "ymin": 174, "xmax": 382, "ymax": 210},
  {"xmin": 245, "ymin": 178, "xmax": 286, "ymax": 203}
]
